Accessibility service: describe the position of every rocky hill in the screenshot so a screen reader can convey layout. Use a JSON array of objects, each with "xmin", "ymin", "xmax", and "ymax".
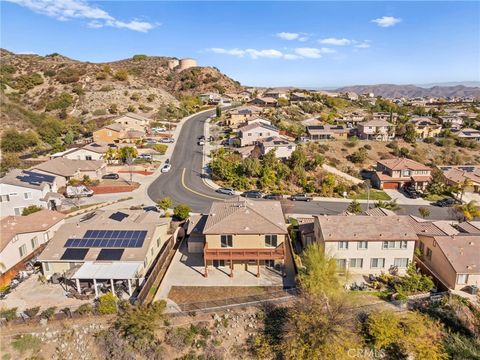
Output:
[
  {"xmin": 334, "ymin": 84, "xmax": 480, "ymax": 99},
  {"xmin": 0, "ymin": 49, "xmax": 242, "ymax": 128}
]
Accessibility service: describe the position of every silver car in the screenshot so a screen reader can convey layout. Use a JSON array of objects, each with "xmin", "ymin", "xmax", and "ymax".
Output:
[{"xmin": 216, "ymin": 187, "xmax": 235, "ymax": 195}]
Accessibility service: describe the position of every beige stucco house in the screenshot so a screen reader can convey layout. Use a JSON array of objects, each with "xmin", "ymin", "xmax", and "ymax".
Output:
[
  {"xmin": 237, "ymin": 122, "xmax": 280, "ymax": 147},
  {"xmin": 113, "ymin": 113, "xmax": 151, "ymax": 133},
  {"xmin": 258, "ymin": 136, "xmax": 297, "ymax": 159},
  {"xmin": 358, "ymin": 120, "xmax": 395, "ymax": 141},
  {"xmin": 371, "ymin": 158, "xmax": 432, "ymax": 190}
]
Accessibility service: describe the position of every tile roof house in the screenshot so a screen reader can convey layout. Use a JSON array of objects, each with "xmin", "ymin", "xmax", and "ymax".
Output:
[
  {"xmin": 52, "ymin": 142, "xmax": 110, "ymax": 161},
  {"xmin": 93, "ymin": 123, "xmax": 126, "ymax": 143},
  {"xmin": 357, "ymin": 120, "xmax": 395, "ymax": 141},
  {"xmin": 306, "ymin": 125, "xmax": 350, "ymax": 141},
  {"xmin": 437, "ymin": 165, "xmax": 480, "ymax": 194},
  {"xmin": 38, "ymin": 210, "xmax": 170, "ymax": 297},
  {"xmin": 457, "ymin": 221, "xmax": 480, "ymax": 234},
  {"xmin": 371, "ymin": 158, "xmax": 432, "ymax": 190},
  {"xmin": 372, "ymin": 112, "xmax": 398, "ymax": 123},
  {"xmin": 186, "ymin": 197, "xmax": 288, "ymax": 278},
  {"xmin": 237, "ymin": 122, "xmax": 280, "ymax": 147},
  {"xmin": 1, "ymin": 169, "xmax": 62, "ymax": 216},
  {"xmin": 248, "ymin": 97, "xmax": 277, "ymax": 108},
  {"xmin": 113, "ymin": 113, "xmax": 151, "ymax": 132},
  {"xmin": 258, "ymin": 136, "xmax": 297, "ymax": 159},
  {"xmin": 0, "ymin": 210, "xmax": 65, "ymax": 285},
  {"xmin": 457, "ymin": 128, "xmax": 480, "ymax": 142},
  {"xmin": 416, "ymin": 234, "xmax": 480, "ymax": 291},
  {"xmin": 225, "ymin": 106, "xmax": 263, "ymax": 126},
  {"xmin": 314, "ymin": 215, "xmax": 418, "ymax": 274},
  {"xmin": 409, "ymin": 117, "xmax": 442, "ymax": 139}
]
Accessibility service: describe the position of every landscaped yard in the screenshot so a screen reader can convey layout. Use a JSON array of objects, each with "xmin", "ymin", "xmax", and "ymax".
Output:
[
  {"xmin": 422, "ymin": 193, "xmax": 448, "ymax": 202},
  {"xmin": 168, "ymin": 286, "xmax": 283, "ymax": 305},
  {"xmin": 349, "ymin": 189, "xmax": 391, "ymax": 200}
]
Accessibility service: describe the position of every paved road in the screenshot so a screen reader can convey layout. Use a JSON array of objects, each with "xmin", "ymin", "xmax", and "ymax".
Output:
[{"xmin": 147, "ymin": 111, "xmax": 454, "ymax": 220}]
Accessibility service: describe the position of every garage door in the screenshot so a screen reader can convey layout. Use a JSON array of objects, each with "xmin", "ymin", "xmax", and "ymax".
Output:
[
  {"xmin": 383, "ymin": 182, "xmax": 400, "ymax": 189},
  {"xmin": 188, "ymin": 240, "xmax": 204, "ymax": 254}
]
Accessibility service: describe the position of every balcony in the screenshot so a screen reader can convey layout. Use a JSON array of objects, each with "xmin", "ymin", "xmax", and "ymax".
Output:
[{"xmin": 204, "ymin": 242, "xmax": 285, "ymax": 261}]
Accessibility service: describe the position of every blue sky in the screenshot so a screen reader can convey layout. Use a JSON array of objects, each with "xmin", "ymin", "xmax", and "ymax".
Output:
[{"xmin": 2, "ymin": 1, "xmax": 479, "ymax": 87}]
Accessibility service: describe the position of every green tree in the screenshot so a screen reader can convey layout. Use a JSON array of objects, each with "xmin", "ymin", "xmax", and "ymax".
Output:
[
  {"xmin": 403, "ymin": 123, "xmax": 418, "ymax": 143},
  {"xmin": 97, "ymin": 292, "xmax": 118, "ymax": 315},
  {"xmin": 216, "ymin": 106, "xmax": 222, "ymax": 118},
  {"xmin": 454, "ymin": 200, "xmax": 480, "ymax": 221},
  {"xmin": 418, "ymin": 207, "xmax": 430, "ymax": 219},
  {"xmin": 1, "ymin": 129, "xmax": 38, "ymax": 152},
  {"xmin": 173, "ymin": 204, "xmax": 191, "ymax": 221},
  {"xmin": 116, "ymin": 147, "xmax": 138, "ymax": 163},
  {"xmin": 64, "ymin": 130, "xmax": 75, "ymax": 145},
  {"xmin": 347, "ymin": 200, "xmax": 362, "ymax": 214},
  {"xmin": 375, "ymin": 199, "xmax": 401, "ymax": 211},
  {"xmin": 348, "ymin": 148, "xmax": 368, "ymax": 164},
  {"xmin": 157, "ymin": 197, "xmax": 173, "ymax": 211},
  {"xmin": 21, "ymin": 205, "xmax": 43, "ymax": 216}
]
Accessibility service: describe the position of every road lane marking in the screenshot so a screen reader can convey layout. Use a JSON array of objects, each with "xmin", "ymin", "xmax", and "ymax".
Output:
[{"xmin": 181, "ymin": 168, "xmax": 224, "ymax": 200}]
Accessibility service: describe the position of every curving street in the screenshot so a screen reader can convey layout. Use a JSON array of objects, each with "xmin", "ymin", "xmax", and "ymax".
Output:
[{"xmin": 147, "ymin": 111, "xmax": 454, "ymax": 220}]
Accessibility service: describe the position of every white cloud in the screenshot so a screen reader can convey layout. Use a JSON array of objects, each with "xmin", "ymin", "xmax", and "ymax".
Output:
[
  {"xmin": 208, "ymin": 48, "xmax": 283, "ymax": 59},
  {"xmin": 294, "ymin": 48, "xmax": 322, "ymax": 58},
  {"xmin": 276, "ymin": 32, "xmax": 300, "ymax": 40},
  {"xmin": 355, "ymin": 42, "xmax": 371, "ymax": 49},
  {"xmin": 6, "ymin": 0, "xmax": 156, "ymax": 32},
  {"xmin": 283, "ymin": 54, "xmax": 302, "ymax": 60},
  {"xmin": 319, "ymin": 37, "xmax": 351, "ymax": 46},
  {"xmin": 319, "ymin": 47, "xmax": 336, "ymax": 54},
  {"xmin": 371, "ymin": 16, "xmax": 402, "ymax": 28}
]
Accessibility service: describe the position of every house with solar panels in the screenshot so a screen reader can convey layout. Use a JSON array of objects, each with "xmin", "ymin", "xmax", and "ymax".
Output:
[
  {"xmin": 1, "ymin": 169, "xmax": 63, "ymax": 216},
  {"xmin": 38, "ymin": 210, "xmax": 170, "ymax": 298}
]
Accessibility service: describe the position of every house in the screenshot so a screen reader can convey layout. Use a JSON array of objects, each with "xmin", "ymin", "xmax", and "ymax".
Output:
[
  {"xmin": 52, "ymin": 142, "xmax": 110, "ymax": 161},
  {"xmin": 258, "ymin": 136, "xmax": 297, "ymax": 159},
  {"xmin": 305, "ymin": 125, "xmax": 349, "ymax": 141},
  {"xmin": 409, "ymin": 117, "xmax": 442, "ymax": 139},
  {"xmin": 1, "ymin": 169, "xmax": 62, "ymax": 216},
  {"xmin": 438, "ymin": 116, "xmax": 464, "ymax": 129},
  {"xmin": 416, "ymin": 234, "xmax": 480, "ymax": 291},
  {"xmin": 357, "ymin": 120, "xmax": 395, "ymax": 141},
  {"xmin": 237, "ymin": 122, "xmax": 280, "ymax": 147},
  {"xmin": 0, "ymin": 210, "xmax": 65, "ymax": 285},
  {"xmin": 263, "ymin": 90, "xmax": 288, "ymax": 99},
  {"xmin": 457, "ymin": 128, "xmax": 480, "ymax": 142},
  {"xmin": 335, "ymin": 112, "xmax": 365, "ymax": 126},
  {"xmin": 313, "ymin": 216, "xmax": 418, "ymax": 275},
  {"xmin": 225, "ymin": 106, "xmax": 262, "ymax": 126},
  {"xmin": 248, "ymin": 97, "xmax": 277, "ymax": 108},
  {"xmin": 38, "ymin": 210, "xmax": 170, "ymax": 297},
  {"xmin": 238, "ymin": 90, "xmax": 255, "ymax": 101},
  {"xmin": 93, "ymin": 124, "xmax": 126, "ymax": 143},
  {"xmin": 457, "ymin": 221, "xmax": 480, "ymax": 234},
  {"xmin": 199, "ymin": 92, "xmax": 222, "ymax": 104},
  {"xmin": 31, "ymin": 158, "xmax": 107, "ymax": 187},
  {"xmin": 297, "ymin": 217, "xmax": 315, "ymax": 249},
  {"xmin": 371, "ymin": 158, "xmax": 432, "ymax": 190},
  {"xmin": 114, "ymin": 113, "xmax": 151, "ymax": 133},
  {"xmin": 437, "ymin": 165, "xmax": 480, "ymax": 194},
  {"xmin": 372, "ymin": 112, "xmax": 398, "ymax": 123},
  {"xmin": 344, "ymin": 92, "xmax": 359, "ymax": 101},
  {"xmin": 290, "ymin": 93, "xmax": 310, "ymax": 102},
  {"xmin": 186, "ymin": 197, "xmax": 288, "ymax": 278}
]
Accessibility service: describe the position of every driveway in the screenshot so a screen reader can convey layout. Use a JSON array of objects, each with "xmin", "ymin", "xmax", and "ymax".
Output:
[{"xmin": 383, "ymin": 189, "xmax": 430, "ymax": 205}]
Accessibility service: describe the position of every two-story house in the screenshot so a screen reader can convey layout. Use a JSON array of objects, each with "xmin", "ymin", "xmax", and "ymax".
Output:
[
  {"xmin": 0, "ymin": 210, "xmax": 65, "ymax": 285},
  {"xmin": 237, "ymin": 122, "xmax": 280, "ymax": 147},
  {"xmin": 305, "ymin": 125, "xmax": 350, "ymax": 141},
  {"xmin": 409, "ymin": 117, "xmax": 442, "ymax": 139},
  {"xmin": 357, "ymin": 120, "xmax": 395, "ymax": 141},
  {"xmin": 1, "ymin": 169, "xmax": 62, "ymax": 216},
  {"xmin": 371, "ymin": 158, "xmax": 432, "ymax": 190},
  {"xmin": 437, "ymin": 165, "xmax": 480, "ymax": 194},
  {"xmin": 258, "ymin": 136, "xmax": 297, "ymax": 159},
  {"xmin": 186, "ymin": 197, "xmax": 289, "ymax": 278},
  {"xmin": 314, "ymin": 215, "xmax": 418, "ymax": 275},
  {"xmin": 438, "ymin": 116, "xmax": 464, "ymax": 130},
  {"xmin": 248, "ymin": 97, "xmax": 277, "ymax": 108},
  {"xmin": 93, "ymin": 123, "xmax": 126, "ymax": 144},
  {"xmin": 225, "ymin": 106, "xmax": 263, "ymax": 127},
  {"xmin": 372, "ymin": 112, "xmax": 398, "ymax": 123},
  {"xmin": 113, "ymin": 113, "xmax": 151, "ymax": 133}
]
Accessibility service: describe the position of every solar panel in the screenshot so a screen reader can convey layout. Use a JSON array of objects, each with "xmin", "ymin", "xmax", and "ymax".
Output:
[
  {"xmin": 61, "ymin": 248, "xmax": 89, "ymax": 261},
  {"xmin": 97, "ymin": 249, "xmax": 124, "ymax": 261},
  {"xmin": 64, "ymin": 230, "xmax": 146, "ymax": 248}
]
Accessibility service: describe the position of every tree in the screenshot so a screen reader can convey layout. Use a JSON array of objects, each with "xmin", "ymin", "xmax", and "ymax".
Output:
[
  {"xmin": 375, "ymin": 199, "xmax": 400, "ymax": 211},
  {"xmin": 64, "ymin": 129, "xmax": 75, "ymax": 145},
  {"xmin": 403, "ymin": 123, "xmax": 418, "ymax": 143},
  {"xmin": 97, "ymin": 292, "xmax": 118, "ymax": 315},
  {"xmin": 454, "ymin": 200, "xmax": 480, "ymax": 221},
  {"xmin": 348, "ymin": 148, "xmax": 368, "ymax": 164},
  {"xmin": 215, "ymin": 106, "xmax": 222, "ymax": 118},
  {"xmin": 104, "ymin": 148, "xmax": 117, "ymax": 164},
  {"xmin": 157, "ymin": 197, "xmax": 173, "ymax": 211},
  {"xmin": 116, "ymin": 147, "xmax": 138, "ymax": 163},
  {"xmin": 22, "ymin": 205, "xmax": 43, "ymax": 216},
  {"xmin": 173, "ymin": 204, "xmax": 191, "ymax": 221},
  {"xmin": 347, "ymin": 200, "xmax": 362, "ymax": 214},
  {"xmin": 418, "ymin": 207, "xmax": 430, "ymax": 219}
]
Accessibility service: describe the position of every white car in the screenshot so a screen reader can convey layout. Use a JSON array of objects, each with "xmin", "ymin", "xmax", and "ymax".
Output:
[
  {"xmin": 161, "ymin": 163, "xmax": 171, "ymax": 173},
  {"xmin": 152, "ymin": 127, "xmax": 166, "ymax": 133},
  {"xmin": 65, "ymin": 185, "xmax": 94, "ymax": 198},
  {"xmin": 198, "ymin": 140, "xmax": 205, "ymax": 146}
]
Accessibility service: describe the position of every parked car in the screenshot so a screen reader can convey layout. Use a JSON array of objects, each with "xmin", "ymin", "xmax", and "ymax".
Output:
[
  {"xmin": 403, "ymin": 186, "xmax": 421, "ymax": 199},
  {"xmin": 198, "ymin": 140, "xmax": 205, "ymax": 146},
  {"xmin": 144, "ymin": 138, "xmax": 158, "ymax": 145},
  {"xmin": 65, "ymin": 185, "xmax": 94, "ymax": 198},
  {"xmin": 289, "ymin": 193, "xmax": 313, "ymax": 202},
  {"xmin": 143, "ymin": 206, "xmax": 159, "ymax": 212},
  {"xmin": 161, "ymin": 164, "xmax": 172, "ymax": 173},
  {"xmin": 216, "ymin": 187, "xmax": 235, "ymax": 195},
  {"xmin": 160, "ymin": 138, "xmax": 175, "ymax": 143},
  {"xmin": 264, "ymin": 193, "xmax": 283, "ymax": 200},
  {"xmin": 433, "ymin": 197, "xmax": 460, "ymax": 207},
  {"xmin": 152, "ymin": 127, "xmax": 166, "ymax": 133},
  {"xmin": 137, "ymin": 154, "xmax": 152, "ymax": 160},
  {"xmin": 102, "ymin": 173, "xmax": 119, "ymax": 180},
  {"xmin": 198, "ymin": 135, "xmax": 206, "ymax": 141},
  {"xmin": 241, "ymin": 190, "xmax": 263, "ymax": 199}
]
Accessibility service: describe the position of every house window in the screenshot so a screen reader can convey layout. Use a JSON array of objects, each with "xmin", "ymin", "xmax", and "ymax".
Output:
[
  {"xmin": 19, "ymin": 244, "xmax": 27, "ymax": 258},
  {"xmin": 0, "ymin": 195, "xmax": 10, "ymax": 202},
  {"xmin": 349, "ymin": 258, "xmax": 363, "ymax": 268},
  {"xmin": 31, "ymin": 236, "xmax": 39, "ymax": 249},
  {"xmin": 457, "ymin": 274, "xmax": 469, "ymax": 285},
  {"xmin": 336, "ymin": 259, "xmax": 347, "ymax": 270},
  {"xmin": 107, "ymin": 131, "xmax": 112, "ymax": 136},
  {"xmin": 213, "ymin": 260, "xmax": 225, "ymax": 267},
  {"xmin": 44, "ymin": 232, "xmax": 50, "ymax": 241},
  {"xmin": 371, "ymin": 258, "xmax": 385, "ymax": 268},
  {"xmin": 394, "ymin": 258, "xmax": 409, "ymax": 268},
  {"xmin": 338, "ymin": 241, "xmax": 349, "ymax": 250},
  {"xmin": 403, "ymin": 170, "xmax": 411, "ymax": 176},
  {"xmin": 357, "ymin": 241, "xmax": 368, "ymax": 250},
  {"xmin": 419, "ymin": 241, "xmax": 425, "ymax": 252},
  {"xmin": 265, "ymin": 234, "xmax": 278, "ymax": 247},
  {"xmin": 265, "ymin": 260, "xmax": 275, "ymax": 268},
  {"xmin": 14, "ymin": 207, "xmax": 24, "ymax": 216},
  {"xmin": 433, "ymin": 240, "xmax": 437, "ymax": 247},
  {"xmin": 247, "ymin": 133, "xmax": 252, "ymax": 136},
  {"xmin": 44, "ymin": 262, "xmax": 50, "ymax": 272},
  {"xmin": 220, "ymin": 235, "xmax": 233, "ymax": 248},
  {"xmin": 426, "ymin": 248, "xmax": 433, "ymax": 260},
  {"xmin": 24, "ymin": 192, "xmax": 32, "ymax": 200},
  {"xmin": 382, "ymin": 241, "xmax": 407, "ymax": 249},
  {"xmin": 85, "ymin": 155, "xmax": 92, "ymax": 161}
]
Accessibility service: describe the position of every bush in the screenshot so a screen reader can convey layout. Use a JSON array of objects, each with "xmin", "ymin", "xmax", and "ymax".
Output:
[
  {"xmin": 1, "ymin": 129, "xmax": 38, "ymax": 152},
  {"xmin": 132, "ymin": 54, "xmax": 147, "ymax": 61},
  {"xmin": 130, "ymin": 93, "xmax": 141, "ymax": 101},
  {"xmin": 43, "ymin": 69, "xmax": 56, "ymax": 77},
  {"xmin": 153, "ymin": 144, "xmax": 167, "ymax": 154},
  {"xmin": 127, "ymin": 105, "xmax": 136, "ymax": 112},
  {"xmin": 114, "ymin": 69, "xmax": 129, "ymax": 81},
  {"xmin": 40, "ymin": 307, "xmax": 56, "ymax": 319},
  {"xmin": 76, "ymin": 303, "xmax": 93, "ymax": 315},
  {"xmin": 158, "ymin": 196, "xmax": 172, "ymax": 211},
  {"xmin": 108, "ymin": 104, "xmax": 118, "ymax": 114},
  {"xmin": 97, "ymin": 292, "xmax": 118, "ymax": 315},
  {"xmin": 72, "ymin": 84, "xmax": 84, "ymax": 95},
  {"xmin": 11, "ymin": 334, "xmax": 41, "ymax": 354},
  {"xmin": 93, "ymin": 109, "xmax": 107, "ymax": 116},
  {"xmin": 22, "ymin": 205, "xmax": 43, "ymax": 216},
  {"xmin": 363, "ymin": 144, "xmax": 372, "ymax": 150},
  {"xmin": 348, "ymin": 148, "xmax": 368, "ymax": 163},
  {"xmin": 173, "ymin": 204, "xmax": 191, "ymax": 221},
  {"xmin": 146, "ymin": 94, "xmax": 156, "ymax": 102},
  {"xmin": 99, "ymin": 85, "xmax": 114, "ymax": 92},
  {"xmin": 45, "ymin": 92, "xmax": 73, "ymax": 111},
  {"xmin": 55, "ymin": 67, "xmax": 84, "ymax": 83},
  {"xmin": 0, "ymin": 307, "xmax": 17, "ymax": 321},
  {"xmin": 13, "ymin": 73, "xmax": 44, "ymax": 92},
  {"xmin": 96, "ymin": 71, "xmax": 108, "ymax": 80}
]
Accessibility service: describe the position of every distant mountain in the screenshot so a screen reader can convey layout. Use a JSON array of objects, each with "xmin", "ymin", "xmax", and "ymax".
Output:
[{"xmin": 333, "ymin": 84, "xmax": 480, "ymax": 99}]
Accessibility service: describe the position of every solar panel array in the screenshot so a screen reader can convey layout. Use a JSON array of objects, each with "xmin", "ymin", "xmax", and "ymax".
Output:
[{"xmin": 64, "ymin": 230, "xmax": 147, "ymax": 248}]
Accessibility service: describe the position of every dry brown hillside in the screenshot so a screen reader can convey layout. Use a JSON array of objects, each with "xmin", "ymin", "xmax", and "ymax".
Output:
[{"xmin": 0, "ymin": 49, "xmax": 242, "ymax": 128}]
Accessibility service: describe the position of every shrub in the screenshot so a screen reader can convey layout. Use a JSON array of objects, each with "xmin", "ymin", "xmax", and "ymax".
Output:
[
  {"xmin": 99, "ymin": 85, "xmax": 114, "ymax": 92},
  {"xmin": 97, "ymin": 292, "xmax": 118, "ymax": 315},
  {"xmin": 173, "ymin": 204, "xmax": 191, "ymax": 221},
  {"xmin": 0, "ymin": 307, "xmax": 17, "ymax": 321},
  {"xmin": 348, "ymin": 148, "xmax": 368, "ymax": 163},
  {"xmin": 363, "ymin": 144, "xmax": 372, "ymax": 150},
  {"xmin": 96, "ymin": 71, "xmax": 108, "ymax": 80},
  {"xmin": 40, "ymin": 307, "xmax": 56, "ymax": 319},
  {"xmin": 1, "ymin": 129, "xmax": 39, "ymax": 152},
  {"xmin": 132, "ymin": 54, "xmax": 147, "ymax": 61},
  {"xmin": 130, "ymin": 93, "xmax": 141, "ymax": 101},
  {"xmin": 93, "ymin": 109, "xmax": 107, "ymax": 116},
  {"xmin": 11, "ymin": 334, "xmax": 41, "ymax": 354},
  {"xmin": 72, "ymin": 84, "xmax": 84, "ymax": 95},
  {"xmin": 55, "ymin": 67, "xmax": 84, "ymax": 83},
  {"xmin": 146, "ymin": 94, "xmax": 156, "ymax": 102},
  {"xmin": 138, "ymin": 104, "xmax": 153, "ymax": 112},
  {"xmin": 127, "ymin": 105, "xmax": 136, "ymax": 112},
  {"xmin": 76, "ymin": 303, "xmax": 93, "ymax": 315},
  {"xmin": 45, "ymin": 92, "xmax": 73, "ymax": 111},
  {"xmin": 108, "ymin": 104, "xmax": 118, "ymax": 114},
  {"xmin": 154, "ymin": 144, "xmax": 168, "ymax": 155},
  {"xmin": 114, "ymin": 69, "xmax": 129, "ymax": 81},
  {"xmin": 22, "ymin": 205, "xmax": 43, "ymax": 216},
  {"xmin": 158, "ymin": 196, "xmax": 173, "ymax": 211},
  {"xmin": 13, "ymin": 73, "xmax": 44, "ymax": 92}
]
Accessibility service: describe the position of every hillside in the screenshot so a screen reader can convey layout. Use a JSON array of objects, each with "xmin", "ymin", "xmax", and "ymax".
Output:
[
  {"xmin": 0, "ymin": 49, "xmax": 242, "ymax": 128},
  {"xmin": 334, "ymin": 84, "xmax": 480, "ymax": 99}
]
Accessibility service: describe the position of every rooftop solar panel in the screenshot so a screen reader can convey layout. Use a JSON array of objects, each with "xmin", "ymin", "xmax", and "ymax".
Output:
[
  {"xmin": 61, "ymin": 248, "xmax": 89, "ymax": 261},
  {"xmin": 97, "ymin": 249, "xmax": 124, "ymax": 261},
  {"xmin": 64, "ymin": 230, "xmax": 147, "ymax": 248}
]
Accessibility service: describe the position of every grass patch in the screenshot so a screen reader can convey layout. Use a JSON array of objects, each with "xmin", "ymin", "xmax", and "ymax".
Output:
[
  {"xmin": 422, "ymin": 193, "xmax": 446, "ymax": 202},
  {"xmin": 349, "ymin": 190, "xmax": 391, "ymax": 201},
  {"xmin": 11, "ymin": 334, "xmax": 41, "ymax": 354}
]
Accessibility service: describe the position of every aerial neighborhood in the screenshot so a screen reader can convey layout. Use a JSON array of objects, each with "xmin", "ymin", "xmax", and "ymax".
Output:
[{"xmin": 0, "ymin": 2, "xmax": 480, "ymax": 356}]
